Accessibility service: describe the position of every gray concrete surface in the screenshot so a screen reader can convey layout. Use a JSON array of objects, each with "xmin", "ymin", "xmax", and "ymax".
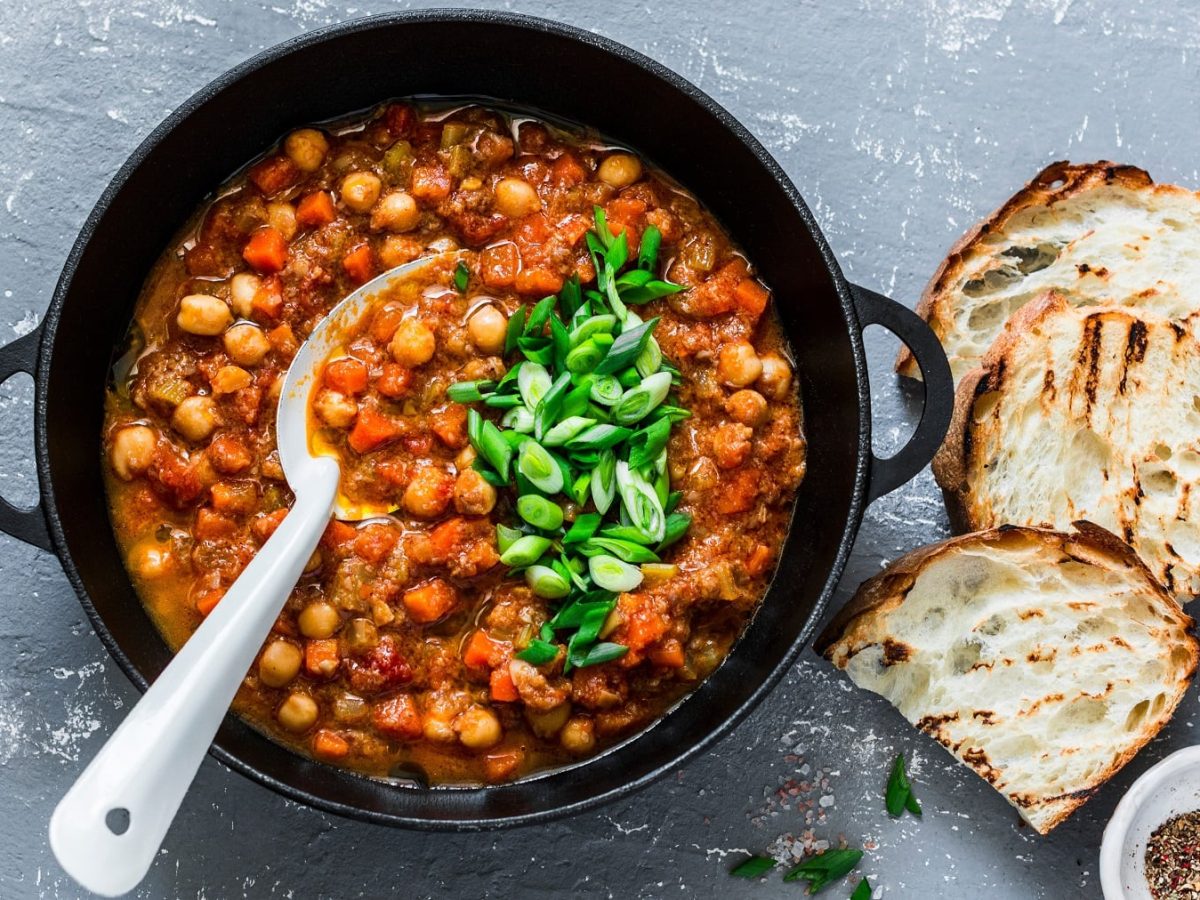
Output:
[{"xmin": 1, "ymin": 0, "xmax": 1197, "ymax": 896}]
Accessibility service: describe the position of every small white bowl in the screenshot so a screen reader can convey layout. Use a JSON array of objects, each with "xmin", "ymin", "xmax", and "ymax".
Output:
[{"xmin": 1101, "ymin": 746, "xmax": 1200, "ymax": 899}]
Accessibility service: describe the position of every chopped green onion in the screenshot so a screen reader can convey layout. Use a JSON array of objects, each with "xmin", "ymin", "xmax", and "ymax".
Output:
[
  {"xmin": 635, "ymin": 336, "xmax": 663, "ymax": 378},
  {"xmin": 561, "ymin": 380, "xmax": 593, "ymax": 419},
  {"xmin": 664, "ymin": 490, "xmax": 683, "ymax": 514},
  {"xmin": 565, "ymin": 334, "xmax": 614, "ymax": 373},
  {"xmin": 565, "ymin": 424, "xmax": 632, "ymax": 451},
  {"xmin": 526, "ymin": 564, "xmax": 570, "ymax": 599},
  {"xmin": 471, "ymin": 461, "xmax": 507, "ymax": 487},
  {"xmin": 466, "ymin": 407, "xmax": 483, "ymax": 448},
  {"xmin": 517, "ymin": 336, "xmax": 554, "ymax": 366},
  {"xmin": 483, "ymin": 393, "xmax": 524, "ymax": 409},
  {"xmin": 518, "ymin": 361, "xmax": 552, "ymax": 410},
  {"xmin": 594, "ymin": 317, "xmax": 659, "ymax": 375},
  {"xmin": 542, "ymin": 416, "xmax": 596, "ymax": 447},
  {"xmin": 501, "ymin": 405, "xmax": 535, "ymax": 433},
  {"xmin": 518, "ymin": 441, "xmax": 564, "ymax": 494},
  {"xmin": 613, "ymin": 371, "xmax": 673, "ymax": 425},
  {"xmin": 657, "ymin": 512, "xmax": 692, "ymax": 551},
  {"xmin": 580, "ymin": 537, "xmax": 660, "ymax": 564},
  {"xmin": 782, "ymin": 849, "xmax": 863, "ymax": 890},
  {"xmin": 570, "ymin": 472, "xmax": 591, "ymax": 506},
  {"xmin": 616, "ymin": 461, "xmax": 666, "ymax": 542},
  {"xmin": 588, "ymin": 554, "xmax": 644, "ymax": 592},
  {"xmin": 591, "ymin": 448, "xmax": 617, "ymax": 515},
  {"xmin": 730, "ymin": 855, "xmax": 776, "ymax": 879},
  {"xmin": 495, "ymin": 523, "xmax": 523, "ymax": 554},
  {"xmin": 563, "ymin": 512, "xmax": 602, "ymax": 544},
  {"xmin": 448, "ymin": 379, "xmax": 496, "ymax": 403},
  {"xmin": 599, "ymin": 524, "xmax": 654, "ymax": 544},
  {"xmin": 559, "ymin": 274, "xmax": 582, "ymax": 320},
  {"xmin": 524, "ymin": 295, "xmax": 556, "ymax": 336},
  {"xmin": 548, "ymin": 595, "xmax": 615, "ymax": 631},
  {"xmin": 454, "ymin": 260, "xmax": 470, "ymax": 292},
  {"xmin": 516, "ymin": 639, "xmax": 558, "ymax": 665},
  {"xmin": 549, "ymin": 313, "xmax": 570, "ymax": 371},
  {"xmin": 851, "ymin": 879, "xmax": 873, "ymax": 900},
  {"xmin": 516, "ymin": 495, "xmax": 564, "ymax": 531},
  {"xmin": 500, "ymin": 535, "xmax": 552, "ymax": 567},
  {"xmin": 589, "ymin": 375, "xmax": 624, "ymax": 406},
  {"xmin": 617, "ymin": 367, "xmax": 641, "ymax": 389},
  {"xmin": 627, "ymin": 418, "xmax": 672, "ymax": 470},
  {"xmin": 504, "ymin": 305, "xmax": 527, "ymax": 356},
  {"xmin": 619, "ymin": 280, "xmax": 684, "ymax": 305},
  {"xmin": 472, "ymin": 419, "xmax": 512, "ymax": 482},
  {"xmin": 616, "ymin": 268, "xmax": 654, "ymax": 288},
  {"xmin": 568, "ymin": 314, "xmax": 617, "ymax": 347},
  {"xmin": 648, "ymin": 405, "xmax": 692, "ymax": 424},
  {"xmin": 572, "ymin": 641, "xmax": 628, "ymax": 668},
  {"xmin": 637, "ymin": 224, "xmax": 662, "ymax": 271},
  {"xmin": 533, "ymin": 371, "xmax": 572, "ymax": 439}
]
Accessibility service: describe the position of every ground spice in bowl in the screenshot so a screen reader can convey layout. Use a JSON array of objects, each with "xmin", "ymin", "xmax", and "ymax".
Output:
[{"xmin": 1147, "ymin": 810, "xmax": 1200, "ymax": 899}]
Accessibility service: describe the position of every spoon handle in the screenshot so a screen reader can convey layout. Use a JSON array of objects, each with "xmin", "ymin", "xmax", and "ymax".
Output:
[{"xmin": 49, "ymin": 462, "xmax": 338, "ymax": 897}]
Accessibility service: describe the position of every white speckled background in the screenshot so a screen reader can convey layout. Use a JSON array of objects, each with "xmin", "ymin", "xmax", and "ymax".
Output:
[{"xmin": 2, "ymin": 1, "xmax": 1198, "ymax": 896}]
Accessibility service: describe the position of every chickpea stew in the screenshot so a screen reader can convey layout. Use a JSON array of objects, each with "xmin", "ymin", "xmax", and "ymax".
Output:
[{"xmin": 103, "ymin": 100, "xmax": 806, "ymax": 785}]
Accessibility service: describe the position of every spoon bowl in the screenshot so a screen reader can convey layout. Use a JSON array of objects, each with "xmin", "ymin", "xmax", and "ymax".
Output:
[{"xmin": 49, "ymin": 254, "xmax": 451, "ymax": 897}]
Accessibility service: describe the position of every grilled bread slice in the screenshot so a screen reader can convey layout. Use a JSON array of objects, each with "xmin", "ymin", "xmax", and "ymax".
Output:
[
  {"xmin": 815, "ymin": 523, "xmax": 1198, "ymax": 834},
  {"xmin": 934, "ymin": 291, "xmax": 1200, "ymax": 600},
  {"xmin": 897, "ymin": 161, "xmax": 1200, "ymax": 382}
]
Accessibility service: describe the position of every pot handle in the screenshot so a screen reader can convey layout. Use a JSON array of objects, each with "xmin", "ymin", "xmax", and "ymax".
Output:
[
  {"xmin": 0, "ymin": 326, "xmax": 52, "ymax": 552},
  {"xmin": 848, "ymin": 283, "xmax": 953, "ymax": 504}
]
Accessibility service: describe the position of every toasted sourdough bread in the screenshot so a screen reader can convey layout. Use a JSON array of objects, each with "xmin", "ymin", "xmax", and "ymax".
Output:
[
  {"xmin": 897, "ymin": 161, "xmax": 1200, "ymax": 382},
  {"xmin": 933, "ymin": 291, "xmax": 1200, "ymax": 600},
  {"xmin": 815, "ymin": 523, "xmax": 1198, "ymax": 834}
]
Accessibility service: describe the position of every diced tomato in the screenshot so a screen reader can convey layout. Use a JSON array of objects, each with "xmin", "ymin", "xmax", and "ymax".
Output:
[
  {"xmin": 324, "ymin": 357, "xmax": 369, "ymax": 395},
  {"xmin": 383, "ymin": 102, "xmax": 415, "ymax": 137},
  {"xmin": 556, "ymin": 213, "xmax": 591, "ymax": 247},
  {"xmin": 484, "ymin": 749, "xmax": 524, "ymax": 782},
  {"xmin": 242, "ymin": 227, "xmax": 288, "ymax": 274},
  {"xmin": 489, "ymin": 666, "xmax": 519, "ymax": 702},
  {"xmin": 410, "ymin": 163, "xmax": 451, "ymax": 201},
  {"xmin": 312, "ymin": 729, "xmax": 350, "ymax": 760},
  {"xmin": 619, "ymin": 595, "xmax": 669, "ymax": 654},
  {"xmin": 305, "ymin": 639, "xmax": 340, "ymax": 677},
  {"xmin": 716, "ymin": 466, "xmax": 760, "ymax": 515},
  {"xmin": 320, "ymin": 518, "xmax": 357, "ymax": 550},
  {"xmin": 252, "ymin": 508, "xmax": 289, "ymax": 543},
  {"xmin": 346, "ymin": 634, "xmax": 412, "ymax": 694},
  {"xmin": 649, "ymin": 640, "xmax": 686, "ymax": 669},
  {"xmin": 369, "ymin": 304, "xmax": 405, "ymax": 343},
  {"xmin": 430, "ymin": 404, "xmax": 468, "ymax": 448},
  {"xmin": 207, "ymin": 433, "xmax": 253, "ymax": 475},
  {"xmin": 403, "ymin": 432, "xmax": 434, "ymax": 456},
  {"xmin": 295, "ymin": 190, "xmax": 337, "ymax": 228},
  {"xmin": 607, "ymin": 197, "xmax": 647, "ymax": 227},
  {"xmin": 480, "ymin": 242, "xmax": 519, "ymax": 289},
  {"xmin": 353, "ymin": 523, "xmax": 399, "ymax": 564},
  {"xmin": 247, "ymin": 155, "xmax": 299, "ymax": 196},
  {"xmin": 745, "ymin": 542, "xmax": 773, "ymax": 577},
  {"xmin": 251, "ymin": 275, "xmax": 284, "ymax": 320},
  {"xmin": 402, "ymin": 578, "xmax": 459, "ymax": 624},
  {"xmin": 150, "ymin": 447, "xmax": 204, "ymax": 507},
  {"xmin": 734, "ymin": 278, "xmax": 770, "ymax": 318},
  {"xmin": 194, "ymin": 507, "xmax": 237, "ymax": 540},
  {"xmin": 210, "ymin": 481, "xmax": 258, "ymax": 516},
  {"xmin": 371, "ymin": 694, "xmax": 423, "ymax": 740},
  {"xmin": 514, "ymin": 267, "xmax": 563, "ymax": 296},
  {"xmin": 513, "ymin": 212, "xmax": 552, "ymax": 245},
  {"xmin": 463, "ymin": 629, "xmax": 509, "ymax": 669},
  {"xmin": 196, "ymin": 588, "xmax": 224, "ymax": 616},
  {"xmin": 551, "ymin": 152, "xmax": 587, "ymax": 187},
  {"xmin": 375, "ymin": 363, "xmax": 412, "ymax": 398},
  {"xmin": 427, "ymin": 518, "xmax": 467, "ymax": 561},
  {"xmin": 342, "ymin": 243, "xmax": 375, "ymax": 284},
  {"xmin": 348, "ymin": 407, "xmax": 402, "ymax": 453},
  {"xmin": 268, "ymin": 322, "xmax": 297, "ymax": 357}
]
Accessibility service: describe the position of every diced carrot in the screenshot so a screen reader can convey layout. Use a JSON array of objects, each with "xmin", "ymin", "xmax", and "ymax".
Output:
[
  {"xmin": 716, "ymin": 467, "xmax": 760, "ymax": 515},
  {"xmin": 410, "ymin": 163, "xmax": 451, "ymax": 201},
  {"xmin": 312, "ymin": 729, "xmax": 350, "ymax": 760},
  {"xmin": 402, "ymin": 578, "xmax": 459, "ymax": 624},
  {"xmin": 207, "ymin": 433, "xmax": 253, "ymax": 475},
  {"xmin": 513, "ymin": 212, "xmax": 551, "ymax": 244},
  {"xmin": 353, "ymin": 523, "xmax": 399, "ymax": 564},
  {"xmin": 267, "ymin": 322, "xmax": 297, "ymax": 357},
  {"xmin": 369, "ymin": 304, "xmax": 405, "ymax": 343},
  {"xmin": 342, "ymin": 243, "xmax": 375, "ymax": 284},
  {"xmin": 252, "ymin": 508, "xmax": 289, "ymax": 543},
  {"xmin": 348, "ymin": 407, "xmax": 402, "ymax": 454},
  {"xmin": 375, "ymin": 363, "xmax": 412, "ymax": 398},
  {"xmin": 324, "ymin": 357, "xmax": 369, "ymax": 395},
  {"xmin": 430, "ymin": 404, "xmax": 468, "ymax": 449},
  {"xmin": 649, "ymin": 640, "xmax": 686, "ymax": 669},
  {"xmin": 484, "ymin": 748, "xmax": 524, "ymax": 782},
  {"xmin": 428, "ymin": 517, "xmax": 467, "ymax": 560},
  {"xmin": 371, "ymin": 694, "xmax": 423, "ymax": 740},
  {"xmin": 557, "ymin": 213, "xmax": 591, "ymax": 247},
  {"xmin": 620, "ymin": 596, "xmax": 669, "ymax": 653},
  {"xmin": 320, "ymin": 518, "xmax": 357, "ymax": 549},
  {"xmin": 734, "ymin": 278, "xmax": 770, "ymax": 317},
  {"xmin": 194, "ymin": 507, "xmax": 237, "ymax": 540},
  {"xmin": 252, "ymin": 275, "xmax": 284, "ymax": 320},
  {"xmin": 480, "ymin": 242, "xmax": 519, "ymax": 289},
  {"xmin": 242, "ymin": 227, "xmax": 288, "ymax": 274},
  {"xmin": 295, "ymin": 190, "xmax": 337, "ymax": 227},
  {"xmin": 462, "ymin": 629, "xmax": 508, "ymax": 669},
  {"xmin": 196, "ymin": 588, "xmax": 224, "ymax": 616},
  {"xmin": 210, "ymin": 481, "xmax": 258, "ymax": 515},
  {"xmin": 305, "ymin": 639, "xmax": 340, "ymax": 677},
  {"xmin": 607, "ymin": 197, "xmax": 647, "ymax": 226},
  {"xmin": 247, "ymin": 155, "xmax": 299, "ymax": 196},
  {"xmin": 745, "ymin": 543, "xmax": 773, "ymax": 577},
  {"xmin": 514, "ymin": 267, "xmax": 564, "ymax": 296},
  {"xmin": 489, "ymin": 666, "xmax": 519, "ymax": 702},
  {"xmin": 551, "ymin": 152, "xmax": 587, "ymax": 187}
]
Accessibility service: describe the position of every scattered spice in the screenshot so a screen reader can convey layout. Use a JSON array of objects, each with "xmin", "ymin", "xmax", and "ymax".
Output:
[{"xmin": 1146, "ymin": 811, "xmax": 1200, "ymax": 899}]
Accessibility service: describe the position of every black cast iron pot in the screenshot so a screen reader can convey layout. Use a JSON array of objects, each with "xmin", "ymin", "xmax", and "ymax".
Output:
[{"xmin": 0, "ymin": 10, "xmax": 953, "ymax": 829}]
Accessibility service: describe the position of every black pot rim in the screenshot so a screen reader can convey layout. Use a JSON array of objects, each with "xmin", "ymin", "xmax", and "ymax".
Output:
[{"xmin": 34, "ymin": 8, "xmax": 871, "ymax": 830}]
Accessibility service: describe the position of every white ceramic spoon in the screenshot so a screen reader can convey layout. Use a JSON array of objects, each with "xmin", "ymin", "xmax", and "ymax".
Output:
[{"xmin": 49, "ymin": 253, "xmax": 455, "ymax": 897}]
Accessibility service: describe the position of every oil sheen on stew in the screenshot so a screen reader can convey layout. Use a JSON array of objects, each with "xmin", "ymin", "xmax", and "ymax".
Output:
[{"xmin": 102, "ymin": 100, "xmax": 807, "ymax": 785}]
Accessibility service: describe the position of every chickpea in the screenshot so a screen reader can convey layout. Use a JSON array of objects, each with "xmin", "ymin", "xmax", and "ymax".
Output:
[
  {"xmin": 277, "ymin": 692, "xmax": 319, "ymax": 732},
  {"xmin": 455, "ymin": 446, "xmax": 477, "ymax": 470},
  {"xmin": 211, "ymin": 365, "xmax": 252, "ymax": 395},
  {"xmin": 453, "ymin": 468, "xmax": 497, "ymax": 516},
  {"xmin": 379, "ymin": 234, "xmax": 423, "ymax": 268},
  {"xmin": 716, "ymin": 341, "xmax": 762, "ymax": 388},
  {"xmin": 222, "ymin": 322, "xmax": 271, "ymax": 367},
  {"xmin": 757, "ymin": 352, "xmax": 793, "ymax": 401},
  {"xmin": 466, "ymin": 305, "xmax": 507, "ymax": 354},
  {"xmin": 423, "ymin": 715, "xmax": 457, "ymax": 744},
  {"xmin": 725, "ymin": 389, "xmax": 768, "ymax": 427},
  {"xmin": 526, "ymin": 702, "xmax": 571, "ymax": 739},
  {"xmin": 259, "ymin": 640, "xmax": 302, "ymax": 688},
  {"xmin": 177, "ymin": 294, "xmax": 233, "ymax": 336},
  {"xmin": 560, "ymin": 715, "xmax": 596, "ymax": 754},
  {"xmin": 597, "ymin": 152, "xmax": 643, "ymax": 188},
  {"xmin": 493, "ymin": 177, "xmax": 541, "ymax": 218},
  {"xmin": 110, "ymin": 424, "xmax": 157, "ymax": 480},
  {"xmin": 404, "ymin": 466, "xmax": 453, "ymax": 519},
  {"xmin": 455, "ymin": 705, "xmax": 502, "ymax": 749},
  {"xmin": 370, "ymin": 191, "xmax": 421, "ymax": 232},
  {"xmin": 389, "ymin": 319, "xmax": 436, "ymax": 367},
  {"xmin": 267, "ymin": 201, "xmax": 297, "ymax": 241},
  {"xmin": 340, "ymin": 171, "xmax": 383, "ymax": 213},
  {"xmin": 284, "ymin": 128, "xmax": 329, "ymax": 172},
  {"xmin": 229, "ymin": 272, "xmax": 262, "ymax": 318},
  {"xmin": 313, "ymin": 389, "xmax": 358, "ymax": 428},
  {"xmin": 298, "ymin": 601, "xmax": 340, "ymax": 639},
  {"xmin": 171, "ymin": 396, "xmax": 219, "ymax": 442},
  {"xmin": 128, "ymin": 540, "xmax": 173, "ymax": 580}
]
